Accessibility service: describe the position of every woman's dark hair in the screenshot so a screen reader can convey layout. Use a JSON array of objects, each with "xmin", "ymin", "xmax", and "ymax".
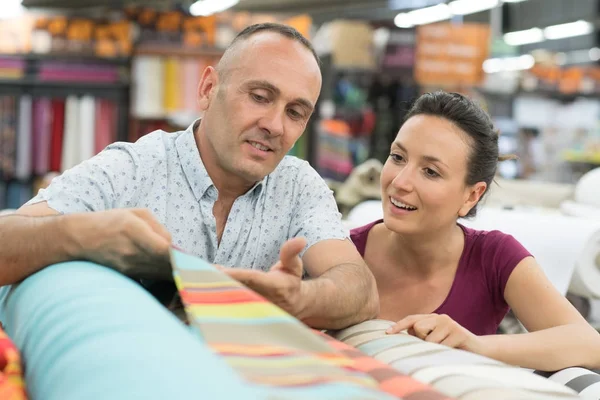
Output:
[{"xmin": 402, "ymin": 91, "xmax": 514, "ymax": 218}]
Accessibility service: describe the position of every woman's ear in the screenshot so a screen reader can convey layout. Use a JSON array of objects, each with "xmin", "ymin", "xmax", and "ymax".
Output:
[{"xmin": 458, "ymin": 182, "xmax": 487, "ymax": 217}]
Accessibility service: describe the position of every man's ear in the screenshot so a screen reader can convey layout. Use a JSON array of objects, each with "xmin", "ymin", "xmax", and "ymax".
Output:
[
  {"xmin": 458, "ymin": 181, "xmax": 487, "ymax": 217},
  {"xmin": 198, "ymin": 66, "xmax": 218, "ymax": 111}
]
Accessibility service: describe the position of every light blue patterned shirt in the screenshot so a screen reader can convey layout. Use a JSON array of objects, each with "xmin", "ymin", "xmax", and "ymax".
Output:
[{"xmin": 27, "ymin": 122, "xmax": 348, "ymax": 271}]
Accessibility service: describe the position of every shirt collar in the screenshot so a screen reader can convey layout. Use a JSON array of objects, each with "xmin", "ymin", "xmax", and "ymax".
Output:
[{"xmin": 175, "ymin": 119, "xmax": 266, "ymax": 202}]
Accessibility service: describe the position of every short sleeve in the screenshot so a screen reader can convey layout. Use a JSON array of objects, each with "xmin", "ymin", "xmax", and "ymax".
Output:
[
  {"xmin": 288, "ymin": 163, "xmax": 348, "ymax": 255},
  {"xmin": 25, "ymin": 143, "xmax": 145, "ymax": 214},
  {"xmin": 483, "ymin": 231, "xmax": 533, "ymax": 306}
]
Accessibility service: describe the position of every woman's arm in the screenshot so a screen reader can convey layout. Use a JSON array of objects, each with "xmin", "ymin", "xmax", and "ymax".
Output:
[{"xmin": 478, "ymin": 256, "xmax": 600, "ymax": 371}]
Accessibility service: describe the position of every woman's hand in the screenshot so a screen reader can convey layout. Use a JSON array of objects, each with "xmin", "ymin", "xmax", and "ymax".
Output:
[{"xmin": 386, "ymin": 313, "xmax": 483, "ymax": 354}]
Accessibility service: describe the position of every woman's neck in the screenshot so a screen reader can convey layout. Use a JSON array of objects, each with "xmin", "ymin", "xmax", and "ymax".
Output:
[{"xmin": 381, "ymin": 222, "xmax": 465, "ymax": 277}]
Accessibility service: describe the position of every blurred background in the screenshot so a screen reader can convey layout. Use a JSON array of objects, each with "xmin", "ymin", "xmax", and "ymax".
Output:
[{"xmin": 0, "ymin": 0, "xmax": 599, "ymax": 209}]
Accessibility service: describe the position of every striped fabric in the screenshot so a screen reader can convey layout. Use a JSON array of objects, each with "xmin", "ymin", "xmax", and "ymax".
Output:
[
  {"xmin": 535, "ymin": 368, "xmax": 600, "ymax": 400},
  {"xmin": 170, "ymin": 248, "xmax": 448, "ymax": 399},
  {"xmin": 331, "ymin": 320, "xmax": 582, "ymax": 400}
]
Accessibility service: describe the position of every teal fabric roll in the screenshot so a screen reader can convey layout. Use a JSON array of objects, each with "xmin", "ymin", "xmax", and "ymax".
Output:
[{"xmin": 0, "ymin": 262, "xmax": 257, "ymax": 400}]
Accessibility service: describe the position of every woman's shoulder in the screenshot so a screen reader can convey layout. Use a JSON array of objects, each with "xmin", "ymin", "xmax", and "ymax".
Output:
[
  {"xmin": 350, "ymin": 219, "xmax": 383, "ymax": 256},
  {"xmin": 459, "ymin": 224, "xmax": 530, "ymax": 256}
]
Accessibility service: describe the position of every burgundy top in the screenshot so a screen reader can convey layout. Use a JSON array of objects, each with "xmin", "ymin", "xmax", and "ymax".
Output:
[{"xmin": 351, "ymin": 220, "xmax": 532, "ymax": 336}]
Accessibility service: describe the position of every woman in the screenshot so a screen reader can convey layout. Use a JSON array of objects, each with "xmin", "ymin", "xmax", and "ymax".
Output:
[{"xmin": 351, "ymin": 91, "xmax": 600, "ymax": 371}]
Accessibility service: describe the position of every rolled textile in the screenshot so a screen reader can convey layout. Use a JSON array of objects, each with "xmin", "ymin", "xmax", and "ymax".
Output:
[
  {"xmin": 461, "ymin": 207, "xmax": 600, "ymax": 299},
  {"xmin": 132, "ymin": 56, "xmax": 164, "ymax": 118},
  {"xmin": 15, "ymin": 96, "xmax": 32, "ymax": 180},
  {"xmin": 0, "ymin": 262, "xmax": 257, "ymax": 400},
  {"xmin": 535, "ymin": 368, "xmax": 600, "ymax": 400},
  {"xmin": 60, "ymin": 96, "xmax": 80, "ymax": 172},
  {"xmin": 78, "ymin": 95, "xmax": 95, "ymax": 163},
  {"xmin": 332, "ymin": 320, "xmax": 580, "ymax": 399}
]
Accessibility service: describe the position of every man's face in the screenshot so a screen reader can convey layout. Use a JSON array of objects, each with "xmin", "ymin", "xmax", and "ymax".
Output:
[{"xmin": 198, "ymin": 32, "xmax": 322, "ymax": 184}]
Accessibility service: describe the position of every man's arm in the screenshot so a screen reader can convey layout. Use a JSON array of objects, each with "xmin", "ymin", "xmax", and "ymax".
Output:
[
  {"xmin": 297, "ymin": 239, "xmax": 379, "ymax": 330},
  {"xmin": 0, "ymin": 203, "xmax": 173, "ymax": 286}
]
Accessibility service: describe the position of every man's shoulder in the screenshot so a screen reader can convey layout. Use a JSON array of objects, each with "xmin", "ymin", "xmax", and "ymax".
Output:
[{"xmin": 106, "ymin": 128, "xmax": 186, "ymax": 164}]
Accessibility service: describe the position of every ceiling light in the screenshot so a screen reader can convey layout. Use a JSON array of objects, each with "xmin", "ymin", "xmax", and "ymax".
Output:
[
  {"xmin": 502, "ymin": 0, "xmax": 528, "ymax": 2},
  {"xmin": 503, "ymin": 27, "xmax": 544, "ymax": 46},
  {"xmin": 393, "ymin": 3, "xmax": 452, "ymax": 28},
  {"xmin": 190, "ymin": 0, "xmax": 239, "ymax": 17},
  {"xmin": 543, "ymin": 20, "xmax": 593, "ymax": 40},
  {"xmin": 483, "ymin": 54, "xmax": 534, "ymax": 73},
  {"xmin": 1, "ymin": 0, "xmax": 24, "ymax": 20},
  {"xmin": 449, "ymin": 0, "xmax": 499, "ymax": 15}
]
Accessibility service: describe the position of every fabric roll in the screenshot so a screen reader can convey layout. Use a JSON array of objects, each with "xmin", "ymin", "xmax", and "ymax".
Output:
[
  {"xmin": 15, "ymin": 96, "xmax": 32, "ymax": 180},
  {"xmin": 181, "ymin": 58, "xmax": 200, "ymax": 113},
  {"xmin": 61, "ymin": 96, "xmax": 80, "ymax": 172},
  {"xmin": 94, "ymin": 100, "xmax": 116, "ymax": 154},
  {"xmin": 0, "ymin": 262, "xmax": 255, "ymax": 400},
  {"xmin": 32, "ymin": 98, "xmax": 52, "ymax": 176},
  {"xmin": 163, "ymin": 57, "xmax": 180, "ymax": 113},
  {"xmin": 332, "ymin": 320, "xmax": 581, "ymax": 399},
  {"xmin": 132, "ymin": 56, "xmax": 164, "ymax": 118},
  {"xmin": 49, "ymin": 98, "xmax": 65, "ymax": 172},
  {"xmin": 78, "ymin": 96, "xmax": 96, "ymax": 163},
  {"xmin": 535, "ymin": 367, "xmax": 600, "ymax": 400},
  {"xmin": 0, "ymin": 96, "xmax": 17, "ymax": 180}
]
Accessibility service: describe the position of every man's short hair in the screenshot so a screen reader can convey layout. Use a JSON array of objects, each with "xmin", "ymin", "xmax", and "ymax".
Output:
[{"xmin": 229, "ymin": 22, "xmax": 320, "ymax": 67}]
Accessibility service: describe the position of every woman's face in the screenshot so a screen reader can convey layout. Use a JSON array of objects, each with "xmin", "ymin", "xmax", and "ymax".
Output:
[{"xmin": 380, "ymin": 114, "xmax": 486, "ymax": 235}]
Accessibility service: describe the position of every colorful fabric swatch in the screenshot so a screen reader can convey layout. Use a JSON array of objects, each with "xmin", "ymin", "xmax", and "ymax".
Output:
[
  {"xmin": 170, "ymin": 247, "xmax": 444, "ymax": 399},
  {"xmin": 0, "ymin": 328, "xmax": 27, "ymax": 400}
]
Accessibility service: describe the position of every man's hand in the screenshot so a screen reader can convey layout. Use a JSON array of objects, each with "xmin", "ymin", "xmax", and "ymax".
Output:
[
  {"xmin": 386, "ymin": 313, "xmax": 483, "ymax": 354},
  {"xmin": 69, "ymin": 208, "xmax": 173, "ymax": 280},
  {"xmin": 221, "ymin": 237, "xmax": 307, "ymax": 317}
]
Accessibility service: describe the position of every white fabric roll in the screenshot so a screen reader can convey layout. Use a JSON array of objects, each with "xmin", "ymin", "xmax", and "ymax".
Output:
[
  {"xmin": 78, "ymin": 95, "xmax": 95, "ymax": 163},
  {"xmin": 61, "ymin": 96, "xmax": 80, "ymax": 172},
  {"xmin": 132, "ymin": 56, "xmax": 164, "ymax": 119}
]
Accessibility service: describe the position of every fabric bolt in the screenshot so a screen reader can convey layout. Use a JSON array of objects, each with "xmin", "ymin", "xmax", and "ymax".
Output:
[
  {"xmin": 0, "ymin": 329, "xmax": 27, "ymax": 400},
  {"xmin": 27, "ymin": 120, "xmax": 347, "ymax": 272},
  {"xmin": 32, "ymin": 98, "xmax": 52, "ymax": 176},
  {"xmin": 181, "ymin": 58, "xmax": 200, "ymax": 112},
  {"xmin": 0, "ymin": 96, "xmax": 17, "ymax": 180},
  {"xmin": 132, "ymin": 56, "xmax": 164, "ymax": 118},
  {"xmin": 163, "ymin": 57, "xmax": 180, "ymax": 112},
  {"xmin": 535, "ymin": 368, "xmax": 600, "ymax": 400},
  {"xmin": 331, "ymin": 320, "xmax": 582, "ymax": 399},
  {"xmin": 171, "ymin": 247, "xmax": 444, "ymax": 399},
  {"xmin": 78, "ymin": 96, "xmax": 96, "ymax": 163},
  {"xmin": 15, "ymin": 96, "xmax": 32, "ymax": 180},
  {"xmin": 61, "ymin": 96, "xmax": 80, "ymax": 172},
  {"xmin": 94, "ymin": 100, "xmax": 116, "ymax": 154},
  {"xmin": 49, "ymin": 98, "xmax": 65, "ymax": 172}
]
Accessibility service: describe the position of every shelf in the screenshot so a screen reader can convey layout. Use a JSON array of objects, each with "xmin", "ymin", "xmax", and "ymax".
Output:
[
  {"xmin": 0, "ymin": 78, "xmax": 129, "ymax": 89},
  {"xmin": 133, "ymin": 43, "xmax": 225, "ymax": 58},
  {"xmin": 0, "ymin": 53, "xmax": 131, "ymax": 65}
]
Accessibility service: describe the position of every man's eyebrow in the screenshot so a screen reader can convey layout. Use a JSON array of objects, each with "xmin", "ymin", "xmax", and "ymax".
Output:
[{"xmin": 246, "ymin": 80, "xmax": 314, "ymax": 112}]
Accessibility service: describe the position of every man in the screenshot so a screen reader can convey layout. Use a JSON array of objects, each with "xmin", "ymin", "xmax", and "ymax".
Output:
[{"xmin": 0, "ymin": 23, "xmax": 378, "ymax": 330}]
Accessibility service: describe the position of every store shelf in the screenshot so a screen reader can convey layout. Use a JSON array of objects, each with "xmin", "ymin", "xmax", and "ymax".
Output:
[
  {"xmin": 134, "ymin": 44, "xmax": 225, "ymax": 58},
  {"xmin": 0, "ymin": 53, "xmax": 131, "ymax": 65}
]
